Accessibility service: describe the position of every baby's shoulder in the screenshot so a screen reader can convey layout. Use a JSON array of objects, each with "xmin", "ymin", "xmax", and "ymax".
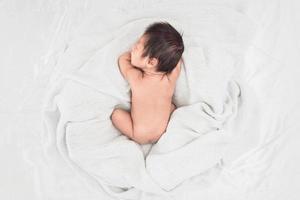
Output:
[{"xmin": 168, "ymin": 60, "xmax": 182, "ymax": 81}]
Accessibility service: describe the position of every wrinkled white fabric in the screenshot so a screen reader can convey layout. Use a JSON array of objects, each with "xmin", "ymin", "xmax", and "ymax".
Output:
[{"xmin": 41, "ymin": 5, "xmax": 266, "ymax": 200}]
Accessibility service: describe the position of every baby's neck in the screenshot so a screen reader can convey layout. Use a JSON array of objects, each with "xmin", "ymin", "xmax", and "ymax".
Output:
[
  {"xmin": 142, "ymin": 69, "xmax": 165, "ymax": 76},
  {"xmin": 141, "ymin": 70, "xmax": 169, "ymax": 81}
]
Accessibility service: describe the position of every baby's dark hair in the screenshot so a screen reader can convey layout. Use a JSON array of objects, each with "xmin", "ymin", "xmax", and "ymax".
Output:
[{"xmin": 141, "ymin": 21, "xmax": 184, "ymax": 75}]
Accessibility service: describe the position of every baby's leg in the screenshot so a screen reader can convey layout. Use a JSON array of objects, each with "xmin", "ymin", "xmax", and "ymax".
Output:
[{"xmin": 111, "ymin": 108, "xmax": 134, "ymax": 138}]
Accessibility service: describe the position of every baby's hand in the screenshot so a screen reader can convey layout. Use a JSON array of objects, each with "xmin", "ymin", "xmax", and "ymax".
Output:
[{"xmin": 119, "ymin": 51, "xmax": 131, "ymax": 62}]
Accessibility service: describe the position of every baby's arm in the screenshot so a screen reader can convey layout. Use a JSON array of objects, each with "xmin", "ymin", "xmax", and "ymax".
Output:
[{"xmin": 118, "ymin": 51, "xmax": 141, "ymax": 83}]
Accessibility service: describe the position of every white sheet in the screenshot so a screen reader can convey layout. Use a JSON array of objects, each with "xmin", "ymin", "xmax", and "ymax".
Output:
[
  {"xmin": 40, "ymin": 7, "xmax": 256, "ymax": 198},
  {"xmin": 1, "ymin": 0, "xmax": 300, "ymax": 200}
]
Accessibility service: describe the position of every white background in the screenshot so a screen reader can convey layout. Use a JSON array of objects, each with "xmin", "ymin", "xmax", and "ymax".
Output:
[{"xmin": 1, "ymin": 0, "xmax": 299, "ymax": 199}]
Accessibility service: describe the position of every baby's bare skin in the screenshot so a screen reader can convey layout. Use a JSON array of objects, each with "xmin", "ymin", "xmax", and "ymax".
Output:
[
  {"xmin": 111, "ymin": 50, "xmax": 181, "ymax": 144},
  {"xmin": 130, "ymin": 69, "xmax": 178, "ymax": 137}
]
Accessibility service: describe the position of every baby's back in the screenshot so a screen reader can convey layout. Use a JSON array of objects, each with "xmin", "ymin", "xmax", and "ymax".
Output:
[{"xmin": 130, "ymin": 73, "xmax": 177, "ymax": 135}]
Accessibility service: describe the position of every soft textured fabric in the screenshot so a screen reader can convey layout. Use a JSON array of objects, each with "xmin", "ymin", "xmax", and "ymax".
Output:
[{"xmin": 41, "ymin": 5, "xmax": 263, "ymax": 200}]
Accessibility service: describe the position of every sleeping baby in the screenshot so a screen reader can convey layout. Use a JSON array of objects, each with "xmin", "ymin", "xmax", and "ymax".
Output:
[{"xmin": 111, "ymin": 22, "xmax": 184, "ymax": 145}]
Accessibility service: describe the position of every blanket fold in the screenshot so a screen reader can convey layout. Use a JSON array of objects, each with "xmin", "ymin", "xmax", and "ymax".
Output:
[{"xmin": 41, "ymin": 6, "xmax": 259, "ymax": 199}]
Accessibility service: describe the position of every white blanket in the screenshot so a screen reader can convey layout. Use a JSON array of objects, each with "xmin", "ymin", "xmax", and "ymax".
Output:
[{"xmin": 41, "ymin": 5, "xmax": 263, "ymax": 200}]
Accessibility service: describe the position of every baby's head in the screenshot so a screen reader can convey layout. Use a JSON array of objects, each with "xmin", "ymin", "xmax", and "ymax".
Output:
[{"xmin": 131, "ymin": 22, "xmax": 184, "ymax": 75}]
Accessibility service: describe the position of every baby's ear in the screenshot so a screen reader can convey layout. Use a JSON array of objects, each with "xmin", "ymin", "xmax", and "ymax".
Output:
[{"xmin": 149, "ymin": 57, "xmax": 158, "ymax": 67}]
